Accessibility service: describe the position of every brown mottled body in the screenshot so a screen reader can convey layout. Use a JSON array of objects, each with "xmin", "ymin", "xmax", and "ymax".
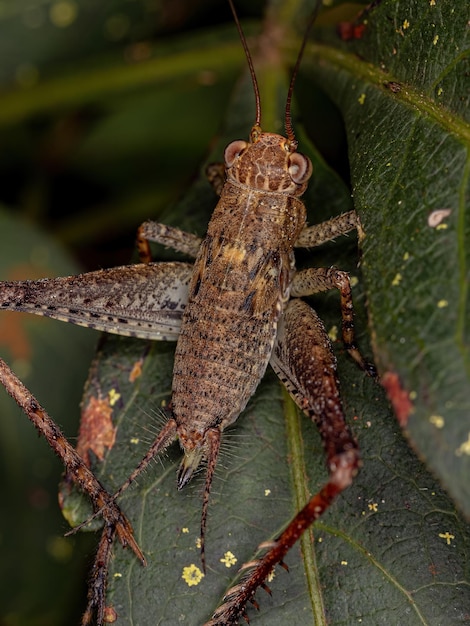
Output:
[{"xmin": 173, "ymin": 131, "xmax": 309, "ymax": 475}]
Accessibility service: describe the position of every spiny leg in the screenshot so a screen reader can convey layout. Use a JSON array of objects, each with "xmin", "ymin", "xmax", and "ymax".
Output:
[
  {"xmin": 293, "ymin": 210, "xmax": 375, "ymax": 375},
  {"xmin": 197, "ymin": 428, "xmax": 221, "ymax": 572},
  {"xmin": 81, "ymin": 522, "xmax": 117, "ymax": 626},
  {"xmin": 135, "ymin": 160, "xmax": 224, "ymax": 262},
  {"xmin": 295, "ymin": 210, "xmax": 361, "ymax": 248},
  {"xmin": 82, "ymin": 422, "xmax": 223, "ymax": 574},
  {"xmin": 0, "ymin": 357, "xmax": 145, "ymax": 621},
  {"xmin": 136, "ymin": 158, "xmax": 226, "ymax": 263},
  {"xmin": 0, "ymin": 262, "xmax": 191, "ymax": 341},
  {"xmin": 291, "ymin": 266, "xmax": 376, "ymax": 377},
  {"xmin": 111, "ymin": 417, "xmax": 178, "ymax": 498},
  {"xmin": 71, "ymin": 417, "xmax": 179, "ymax": 534},
  {"xmin": 205, "ymin": 162, "xmax": 226, "ymax": 196},
  {"xmin": 135, "ymin": 161, "xmax": 225, "ymax": 264},
  {"xmin": 206, "ymin": 299, "xmax": 360, "ymax": 625},
  {"xmin": 136, "ymin": 221, "xmax": 202, "ymax": 262}
]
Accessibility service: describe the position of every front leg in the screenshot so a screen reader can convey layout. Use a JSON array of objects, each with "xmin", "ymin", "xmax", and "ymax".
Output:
[
  {"xmin": 206, "ymin": 299, "xmax": 360, "ymax": 625},
  {"xmin": 136, "ymin": 162, "xmax": 223, "ymax": 263},
  {"xmin": 137, "ymin": 222, "xmax": 202, "ymax": 262},
  {"xmin": 295, "ymin": 210, "xmax": 361, "ymax": 248}
]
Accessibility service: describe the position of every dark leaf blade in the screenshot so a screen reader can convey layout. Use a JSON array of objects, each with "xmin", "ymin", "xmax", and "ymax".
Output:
[
  {"xmin": 305, "ymin": 0, "xmax": 470, "ymax": 516},
  {"xmin": 78, "ymin": 300, "xmax": 470, "ymax": 625},
  {"xmin": 302, "ymin": 362, "xmax": 470, "ymax": 626}
]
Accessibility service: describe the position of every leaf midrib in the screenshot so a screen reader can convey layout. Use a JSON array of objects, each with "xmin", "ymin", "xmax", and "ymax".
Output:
[{"xmin": 283, "ymin": 386, "xmax": 327, "ymax": 626}]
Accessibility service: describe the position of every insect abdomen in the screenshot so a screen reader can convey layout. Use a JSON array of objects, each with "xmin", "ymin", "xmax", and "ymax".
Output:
[
  {"xmin": 171, "ymin": 183, "xmax": 306, "ymax": 436},
  {"xmin": 172, "ymin": 303, "xmax": 276, "ymax": 432}
]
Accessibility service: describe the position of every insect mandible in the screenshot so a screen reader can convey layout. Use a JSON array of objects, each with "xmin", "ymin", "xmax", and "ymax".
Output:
[{"xmin": 0, "ymin": 1, "xmax": 376, "ymax": 624}]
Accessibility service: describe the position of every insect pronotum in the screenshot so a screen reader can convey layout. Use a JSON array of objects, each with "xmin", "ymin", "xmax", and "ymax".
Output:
[{"xmin": 0, "ymin": 1, "xmax": 376, "ymax": 623}]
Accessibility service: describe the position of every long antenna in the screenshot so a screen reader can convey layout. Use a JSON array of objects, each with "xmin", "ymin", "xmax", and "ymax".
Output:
[
  {"xmin": 228, "ymin": 0, "xmax": 262, "ymax": 128},
  {"xmin": 228, "ymin": 0, "xmax": 321, "ymax": 142},
  {"xmin": 285, "ymin": 1, "xmax": 322, "ymax": 145}
]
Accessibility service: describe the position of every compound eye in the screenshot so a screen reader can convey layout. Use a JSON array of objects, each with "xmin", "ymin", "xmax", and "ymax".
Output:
[
  {"xmin": 224, "ymin": 140, "xmax": 248, "ymax": 167},
  {"xmin": 288, "ymin": 152, "xmax": 312, "ymax": 184}
]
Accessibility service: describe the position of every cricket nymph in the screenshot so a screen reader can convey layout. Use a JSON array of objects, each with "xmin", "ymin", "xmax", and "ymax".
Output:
[
  {"xmin": 172, "ymin": 128, "xmax": 312, "ymax": 487},
  {"xmin": 0, "ymin": 1, "xmax": 375, "ymax": 622}
]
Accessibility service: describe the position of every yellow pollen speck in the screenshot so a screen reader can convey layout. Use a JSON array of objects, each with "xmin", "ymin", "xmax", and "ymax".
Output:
[
  {"xmin": 392, "ymin": 273, "xmax": 402, "ymax": 286},
  {"xmin": 220, "ymin": 551, "xmax": 237, "ymax": 567},
  {"xmin": 358, "ymin": 93, "xmax": 366, "ymax": 105},
  {"xmin": 437, "ymin": 87, "xmax": 443, "ymax": 95},
  {"xmin": 130, "ymin": 437, "xmax": 139, "ymax": 445},
  {"xmin": 113, "ymin": 572, "xmax": 122, "ymax": 578},
  {"xmin": 50, "ymin": 1, "xmax": 78, "ymax": 27},
  {"xmin": 264, "ymin": 489, "xmax": 271, "ymax": 496},
  {"xmin": 430, "ymin": 415, "xmax": 444, "ymax": 428},
  {"xmin": 350, "ymin": 275, "xmax": 359, "ymax": 287},
  {"xmin": 195, "ymin": 537, "xmax": 202, "ymax": 549},
  {"xmin": 456, "ymin": 433, "xmax": 470, "ymax": 457},
  {"xmin": 267, "ymin": 569, "xmax": 276, "ymax": 582},
  {"xmin": 182, "ymin": 528, "xmax": 189, "ymax": 534},
  {"xmin": 403, "ymin": 251, "xmax": 410, "ymax": 261},
  {"xmin": 409, "ymin": 390, "xmax": 417, "ymax": 400},
  {"xmin": 317, "ymin": 537, "xmax": 323, "ymax": 543},
  {"xmin": 182, "ymin": 564, "xmax": 204, "ymax": 586},
  {"xmin": 437, "ymin": 299, "xmax": 448, "ymax": 308},
  {"xmin": 436, "ymin": 223, "xmax": 448, "ymax": 230},
  {"xmin": 108, "ymin": 388, "xmax": 120, "ymax": 406},
  {"xmin": 368, "ymin": 502, "xmax": 378, "ymax": 512},
  {"xmin": 438, "ymin": 532, "xmax": 454, "ymax": 545},
  {"xmin": 341, "ymin": 560, "xmax": 348, "ymax": 566},
  {"xmin": 403, "ymin": 19, "xmax": 410, "ymax": 29},
  {"xmin": 328, "ymin": 325, "xmax": 338, "ymax": 342},
  {"xmin": 433, "ymin": 34, "xmax": 439, "ymax": 45},
  {"xmin": 430, "ymin": 0, "xmax": 436, "ymax": 5},
  {"xmin": 386, "ymin": 162, "xmax": 392, "ymax": 167}
]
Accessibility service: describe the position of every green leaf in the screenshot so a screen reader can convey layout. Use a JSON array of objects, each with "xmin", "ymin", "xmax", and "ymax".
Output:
[{"xmin": 304, "ymin": 0, "xmax": 470, "ymax": 517}]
